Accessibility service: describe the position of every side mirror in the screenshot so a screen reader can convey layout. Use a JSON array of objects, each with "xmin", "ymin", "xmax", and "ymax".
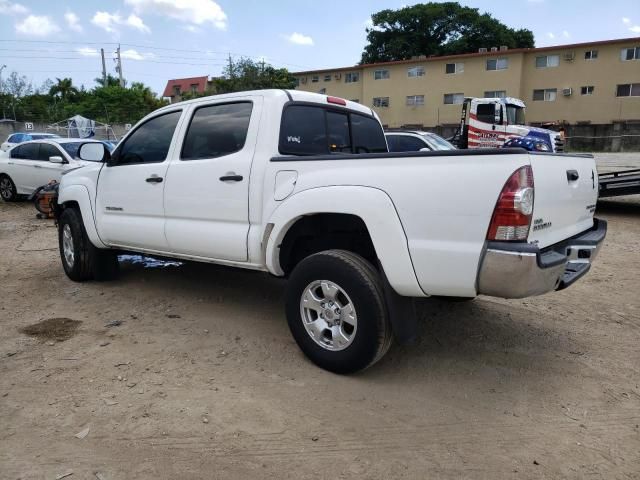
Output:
[
  {"xmin": 49, "ymin": 155, "xmax": 65, "ymax": 164},
  {"xmin": 78, "ymin": 142, "xmax": 109, "ymax": 162}
]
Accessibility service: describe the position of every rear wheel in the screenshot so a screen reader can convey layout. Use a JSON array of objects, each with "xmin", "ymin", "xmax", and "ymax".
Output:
[
  {"xmin": 286, "ymin": 250, "xmax": 392, "ymax": 374},
  {"xmin": 58, "ymin": 207, "xmax": 119, "ymax": 281},
  {"xmin": 0, "ymin": 175, "xmax": 17, "ymax": 202}
]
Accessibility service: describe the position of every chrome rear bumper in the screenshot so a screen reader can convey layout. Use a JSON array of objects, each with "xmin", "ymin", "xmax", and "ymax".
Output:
[{"xmin": 477, "ymin": 218, "xmax": 606, "ymax": 299}]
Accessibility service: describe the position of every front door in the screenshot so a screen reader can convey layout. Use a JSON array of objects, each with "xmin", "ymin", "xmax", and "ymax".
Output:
[
  {"xmin": 95, "ymin": 110, "xmax": 183, "ymax": 251},
  {"xmin": 32, "ymin": 142, "xmax": 69, "ymax": 186},
  {"xmin": 163, "ymin": 98, "xmax": 261, "ymax": 261}
]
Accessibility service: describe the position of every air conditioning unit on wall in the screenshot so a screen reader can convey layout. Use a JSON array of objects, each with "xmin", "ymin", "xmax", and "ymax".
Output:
[
  {"xmin": 300, "ymin": 78, "xmax": 307, "ymax": 84},
  {"xmin": 334, "ymin": 73, "xmax": 341, "ymax": 80},
  {"xmin": 563, "ymin": 87, "xmax": 573, "ymax": 96}
]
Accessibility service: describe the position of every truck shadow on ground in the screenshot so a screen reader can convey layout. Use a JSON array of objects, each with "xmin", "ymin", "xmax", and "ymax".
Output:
[{"xmin": 116, "ymin": 258, "xmax": 572, "ymax": 381}]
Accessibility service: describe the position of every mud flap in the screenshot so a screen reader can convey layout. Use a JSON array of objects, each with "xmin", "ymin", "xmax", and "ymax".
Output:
[{"xmin": 379, "ymin": 264, "xmax": 418, "ymax": 345}]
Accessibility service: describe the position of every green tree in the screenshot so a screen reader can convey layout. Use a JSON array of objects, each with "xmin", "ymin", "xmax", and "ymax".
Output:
[
  {"xmin": 95, "ymin": 74, "xmax": 123, "ymax": 88},
  {"xmin": 212, "ymin": 57, "xmax": 297, "ymax": 94},
  {"xmin": 361, "ymin": 2, "xmax": 535, "ymax": 63},
  {"xmin": 49, "ymin": 77, "xmax": 79, "ymax": 101}
]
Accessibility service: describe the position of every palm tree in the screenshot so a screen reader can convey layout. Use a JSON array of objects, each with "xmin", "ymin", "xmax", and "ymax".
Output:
[
  {"xmin": 49, "ymin": 77, "xmax": 78, "ymax": 101},
  {"xmin": 95, "ymin": 74, "xmax": 123, "ymax": 88}
]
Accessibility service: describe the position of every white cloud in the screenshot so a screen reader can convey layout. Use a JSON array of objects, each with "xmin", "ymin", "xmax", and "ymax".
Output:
[
  {"xmin": 92, "ymin": 11, "xmax": 121, "ymax": 33},
  {"xmin": 91, "ymin": 11, "xmax": 150, "ymax": 34},
  {"xmin": 630, "ymin": 25, "xmax": 640, "ymax": 33},
  {"xmin": 125, "ymin": 0, "xmax": 227, "ymax": 30},
  {"xmin": 0, "ymin": 0, "xmax": 28, "ymax": 15},
  {"xmin": 125, "ymin": 13, "xmax": 150, "ymax": 33},
  {"xmin": 15, "ymin": 15, "xmax": 60, "ymax": 37},
  {"xmin": 622, "ymin": 17, "xmax": 631, "ymax": 24},
  {"xmin": 76, "ymin": 47, "xmax": 99, "ymax": 57},
  {"xmin": 562, "ymin": 30, "xmax": 570, "ymax": 38},
  {"xmin": 120, "ymin": 49, "xmax": 155, "ymax": 60},
  {"xmin": 65, "ymin": 11, "xmax": 83, "ymax": 32},
  {"xmin": 283, "ymin": 32, "xmax": 314, "ymax": 46},
  {"xmin": 546, "ymin": 32, "xmax": 555, "ymax": 39}
]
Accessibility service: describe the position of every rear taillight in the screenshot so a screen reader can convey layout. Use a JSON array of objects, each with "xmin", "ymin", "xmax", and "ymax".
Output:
[{"xmin": 487, "ymin": 165, "xmax": 534, "ymax": 241}]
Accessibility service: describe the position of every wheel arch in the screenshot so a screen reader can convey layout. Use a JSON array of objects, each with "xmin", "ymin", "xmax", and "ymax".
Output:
[
  {"xmin": 58, "ymin": 184, "xmax": 107, "ymax": 249},
  {"xmin": 265, "ymin": 186, "xmax": 425, "ymax": 297}
]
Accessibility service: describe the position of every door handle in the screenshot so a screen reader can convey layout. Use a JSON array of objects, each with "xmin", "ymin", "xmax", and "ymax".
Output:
[
  {"xmin": 219, "ymin": 174, "xmax": 243, "ymax": 182},
  {"xmin": 146, "ymin": 175, "xmax": 163, "ymax": 183},
  {"xmin": 566, "ymin": 170, "xmax": 579, "ymax": 182},
  {"xmin": 7, "ymin": 161, "xmax": 13, "ymax": 165}
]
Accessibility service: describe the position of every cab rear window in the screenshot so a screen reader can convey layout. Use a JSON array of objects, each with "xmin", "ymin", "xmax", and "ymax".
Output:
[{"xmin": 279, "ymin": 104, "xmax": 387, "ymax": 155}]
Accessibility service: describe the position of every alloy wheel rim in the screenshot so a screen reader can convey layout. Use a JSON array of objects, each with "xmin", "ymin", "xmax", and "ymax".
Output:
[
  {"xmin": 62, "ymin": 224, "xmax": 75, "ymax": 268},
  {"xmin": 299, "ymin": 280, "xmax": 358, "ymax": 351},
  {"xmin": 0, "ymin": 178, "xmax": 12, "ymax": 199}
]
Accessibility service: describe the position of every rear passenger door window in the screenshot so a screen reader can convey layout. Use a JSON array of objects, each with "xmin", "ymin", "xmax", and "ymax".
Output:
[
  {"xmin": 351, "ymin": 114, "xmax": 388, "ymax": 153},
  {"xmin": 181, "ymin": 102, "xmax": 253, "ymax": 160},
  {"xmin": 17, "ymin": 143, "xmax": 40, "ymax": 160}
]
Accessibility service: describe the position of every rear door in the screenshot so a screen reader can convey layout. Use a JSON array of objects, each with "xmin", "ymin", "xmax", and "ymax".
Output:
[
  {"xmin": 527, "ymin": 153, "xmax": 598, "ymax": 248},
  {"xmin": 9, "ymin": 142, "xmax": 41, "ymax": 193},
  {"xmin": 163, "ymin": 98, "xmax": 261, "ymax": 261},
  {"xmin": 32, "ymin": 142, "xmax": 68, "ymax": 186}
]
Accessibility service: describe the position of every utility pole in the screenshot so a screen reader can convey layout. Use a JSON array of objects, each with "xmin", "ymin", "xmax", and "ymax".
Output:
[
  {"xmin": 100, "ymin": 48, "xmax": 107, "ymax": 86},
  {"xmin": 228, "ymin": 53, "xmax": 233, "ymax": 78},
  {"xmin": 116, "ymin": 45, "xmax": 124, "ymax": 87},
  {"xmin": 0, "ymin": 64, "xmax": 6, "ymax": 119}
]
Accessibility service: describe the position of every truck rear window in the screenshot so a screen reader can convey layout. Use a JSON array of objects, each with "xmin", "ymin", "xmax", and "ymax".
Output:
[{"xmin": 279, "ymin": 104, "xmax": 387, "ymax": 155}]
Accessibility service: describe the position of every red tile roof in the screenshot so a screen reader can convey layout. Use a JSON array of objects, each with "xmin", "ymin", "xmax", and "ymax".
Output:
[{"xmin": 162, "ymin": 76, "xmax": 209, "ymax": 97}]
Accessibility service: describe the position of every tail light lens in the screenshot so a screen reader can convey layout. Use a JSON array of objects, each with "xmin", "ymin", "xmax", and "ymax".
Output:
[{"xmin": 487, "ymin": 165, "xmax": 534, "ymax": 241}]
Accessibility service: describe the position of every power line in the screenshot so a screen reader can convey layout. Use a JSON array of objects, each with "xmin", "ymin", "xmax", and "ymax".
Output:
[{"xmin": 0, "ymin": 38, "xmax": 313, "ymax": 69}]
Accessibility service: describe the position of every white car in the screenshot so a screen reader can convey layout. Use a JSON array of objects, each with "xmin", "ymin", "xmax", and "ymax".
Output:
[
  {"xmin": 0, "ymin": 138, "xmax": 106, "ymax": 201},
  {"xmin": 1, "ymin": 132, "xmax": 61, "ymax": 152},
  {"xmin": 55, "ymin": 90, "xmax": 606, "ymax": 373},
  {"xmin": 386, "ymin": 130, "xmax": 457, "ymax": 152}
]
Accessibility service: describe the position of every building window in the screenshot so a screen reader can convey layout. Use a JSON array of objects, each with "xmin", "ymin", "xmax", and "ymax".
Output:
[
  {"xmin": 345, "ymin": 72, "xmax": 359, "ymax": 83},
  {"xmin": 445, "ymin": 63, "xmax": 464, "ymax": 74},
  {"xmin": 323, "ymin": 74, "xmax": 331, "ymax": 82},
  {"xmin": 373, "ymin": 97, "xmax": 390, "ymax": 107},
  {"xmin": 535, "ymin": 55, "xmax": 560, "ymax": 68},
  {"xmin": 374, "ymin": 69, "xmax": 390, "ymax": 80},
  {"xmin": 294, "ymin": 78, "xmax": 300, "ymax": 87},
  {"xmin": 616, "ymin": 83, "xmax": 640, "ymax": 97},
  {"xmin": 190, "ymin": 84, "xmax": 198, "ymax": 94},
  {"xmin": 318, "ymin": 88, "xmax": 326, "ymax": 94},
  {"xmin": 444, "ymin": 93, "xmax": 464, "ymax": 104},
  {"xmin": 580, "ymin": 86, "xmax": 594, "ymax": 95},
  {"xmin": 621, "ymin": 47, "xmax": 640, "ymax": 61},
  {"xmin": 406, "ymin": 95, "xmax": 425, "ymax": 106},
  {"xmin": 311, "ymin": 75, "xmax": 319, "ymax": 83},
  {"xmin": 173, "ymin": 86, "xmax": 181, "ymax": 95},
  {"xmin": 484, "ymin": 90, "xmax": 506, "ymax": 98},
  {"xmin": 584, "ymin": 50, "xmax": 598, "ymax": 60},
  {"xmin": 486, "ymin": 58, "xmax": 508, "ymax": 71},
  {"xmin": 533, "ymin": 88, "xmax": 557, "ymax": 101},
  {"xmin": 407, "ymin": 66, "xmax": 425, "ymax": 77}
]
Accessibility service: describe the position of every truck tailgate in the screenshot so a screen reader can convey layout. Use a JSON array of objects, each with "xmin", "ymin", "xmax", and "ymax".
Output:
[{"xmin": 528, "ymin": 153, "xmax": 598, "ymax": 249}]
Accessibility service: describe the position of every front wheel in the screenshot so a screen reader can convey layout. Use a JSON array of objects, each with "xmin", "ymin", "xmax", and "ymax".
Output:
[
  {"xmin": 0, "ymin": 175, "xmax": 17, "ymax": 202},
  {"xmin": 286, "ymin": 250, "xmax": 392, "ymax": 374},
  {"xmin": 58, "ymin": 207, "xmax": 119, "ymax": 281}
]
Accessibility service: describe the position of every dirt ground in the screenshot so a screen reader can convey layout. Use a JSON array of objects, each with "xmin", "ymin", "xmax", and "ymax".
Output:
[{"xmin": 1, "ymin": 194, "xmax": 639, "ymax": 479}]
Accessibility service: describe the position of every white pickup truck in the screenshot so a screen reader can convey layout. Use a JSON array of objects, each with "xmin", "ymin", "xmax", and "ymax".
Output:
[{"xmin": 55, "ymin": 89, "xmax": 606, "ymax": 373}]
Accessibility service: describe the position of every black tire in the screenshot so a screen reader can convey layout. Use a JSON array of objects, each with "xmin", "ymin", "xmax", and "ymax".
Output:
[
  {"xmin": 0, "ymin": 175, "xmax": 17, "ymax": 202},
  {"xmin": 286, "ymin": 250, "xmax": 392, "ymax": 374},
  {"xmin": 58, "ymin": 207, "xmax": 119, "ymax": 282}
]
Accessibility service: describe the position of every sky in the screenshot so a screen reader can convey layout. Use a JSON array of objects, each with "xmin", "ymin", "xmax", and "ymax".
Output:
[{"xmin": 0, "ymin": 0, "xmax": 639, "ymax": 96}]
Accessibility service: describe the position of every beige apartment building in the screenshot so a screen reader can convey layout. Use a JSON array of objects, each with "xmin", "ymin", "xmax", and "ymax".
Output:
[{"xmin": 293, "ymin": 37, "xmax": 640, "ymax": 128}]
